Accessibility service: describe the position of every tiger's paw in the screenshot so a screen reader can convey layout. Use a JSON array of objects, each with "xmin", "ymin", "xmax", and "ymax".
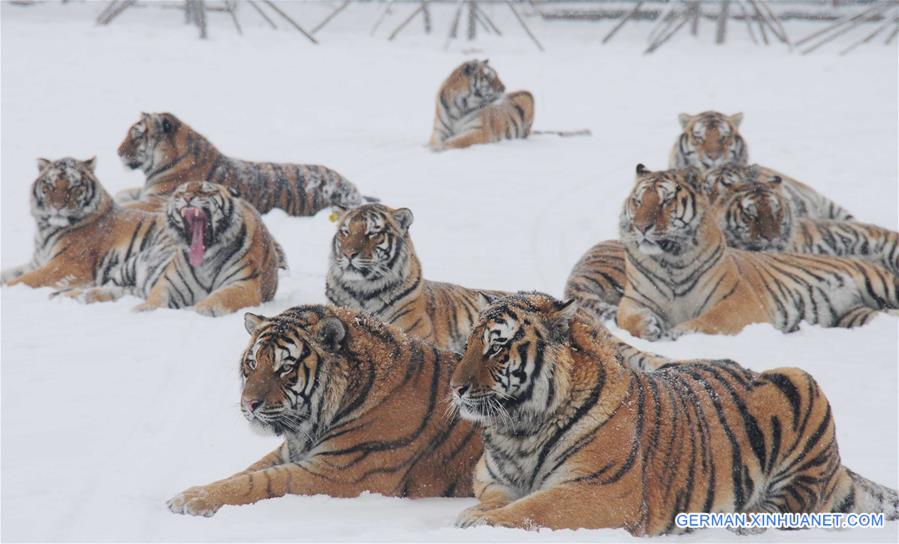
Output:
[
  {"xmin": 132, "ymin": 302, "xmax": 159, "ymax": 313},
  {"xmin": 455, "ymin": 505, "xmax": 494, "ymax": 528},
  {"xmin": 193, "ymin": 301, "xmax": 229, "ymax": 317},
  {"xmin": 456, "ymin": 507, "xmax": 529, "ymax": 530},
  {"xmin": 166, "ymin": 486, "xmax": 221, "ymax": 517},
  {"xmin": 636, "ymin": 312, "xmax": 671, "ymax": 341}
]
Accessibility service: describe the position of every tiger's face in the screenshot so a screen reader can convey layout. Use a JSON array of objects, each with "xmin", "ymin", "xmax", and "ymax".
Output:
[
  {"xmin": 451, "ymin": 293, "xmax": 575, "ymax": 429},
  {"xmin": 31, "ymin": 157, "xmax": 103, "ymax": 227},
  {"xmin": 719, "ymin": 180, "xmax": 793, "ymax": 252},
  {"xmin": 702, "ymin": 163, "xmax": 778, "ymax": 204},
  {"xmin": 620, "ymin": 165, "xmax": 704, "ymax": 257},
  {"xmin": 677, "ymin": 111, "xmax": 744, "ymax": 170},
  {"xmin": 331, "ymin": 203, "xmax": 414, "ymax": 283},
  {"xmin": 240, "ymin": 308, "xmax": 348, "ymax": 437},
  {"xmin": 446, "ymin": 59, "xmax": 505, "ymax": 111},
  {"xmin": 118, "ymin": 112, "xmax": 184, "ymax": 174},
  {"xmin": 165, "ymin": 181, "xmax": 240, "ymax": 268}
]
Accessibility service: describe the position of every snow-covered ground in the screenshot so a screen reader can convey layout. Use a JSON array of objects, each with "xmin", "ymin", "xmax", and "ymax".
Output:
[{"xmin": 1, "ymin": 2, "xmax": 897, "ymax": 542}]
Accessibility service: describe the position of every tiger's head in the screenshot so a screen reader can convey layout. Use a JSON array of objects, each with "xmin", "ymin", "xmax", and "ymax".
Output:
[
  {"xmin": 330, "ymin": 203, "xmax": 415, "ymax": 286},
  {"xmin": 620, "ymin": 164, "xmax": 707, "ymax": 258},
  {"xmin": 164, "ymin": 181, "xmax": 243, "ymax": 268},
  {"xmin": 718, "ymin": 179, "xmax": 793, "ymax": 252},
  {"xmin": 702, "ymin": 163, "xmax": 780, "ymax": 204},
  {"xmin": 451, "ymin": 292, "xmax": 581, "ymax": 430},
  {"xmin": 118, "ymin": 112, "xmax": 190, "ymax": 175},
  {"xmin": 31, "ymin": 157, "xmax": 108, "ymax": 228},
  {"xmin": 442, "ymin": 59, "xmax": 505, "ymax": 113},
  {"xmin": 676, "ymin": 111, "xmax": 746, "ymax": 171},
  {"xmin": 240, "ymin": 306, "xmax": 352, "ymax": 437}
]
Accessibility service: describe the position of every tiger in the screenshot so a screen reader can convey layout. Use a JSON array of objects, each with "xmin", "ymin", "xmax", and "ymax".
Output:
[
  {"xmin": 167, "ymin": 304, "xmax": 483, "ymax": 517},
  {"xmin": 617, "ymin": 165, "xmax": 899, "ymax": 340},
  {"xmin": 719, "ymin": 179, "xmax": 899, "ymax": 277},
  {"xmin": 56, "ymin": 181, "xmax": 283, "ymax": 317},
  {"xmin": 704, "ymin": 163, "xmax": 854, "ymax": 221},
  {"xmin": 450, "ymin": 291, "xmax": 898, "ymax": 534},
  {"xmin": 1, "ymin": 157, "xmax": 169, "ymax": 293},
  {"xmin": 428, "ymin": 59, "xmax": 534, "ymax": 151},
  {"xmin": 116, "ymin": 112, "xmax": 368, "ymax": 215},
  {"xmin": 325, "ymin": 202, "xmax": 508, "ymax": 353},
  {"xmin": 669, "ymin": 111, "xmax": 748, "ymax": 172}
]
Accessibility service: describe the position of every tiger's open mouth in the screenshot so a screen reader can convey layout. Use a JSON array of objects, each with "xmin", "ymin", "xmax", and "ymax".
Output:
[{"xmin": 181, "ymin": 206, "xmax": 208, "ymax": 267}]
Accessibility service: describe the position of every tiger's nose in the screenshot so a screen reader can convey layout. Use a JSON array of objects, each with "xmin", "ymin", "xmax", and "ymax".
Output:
[
  {"xmin": 453, "ymin": 384, "xmax": 470, "ymax": 398},
  {"xmin": 343, "ymin": 250, "xmax": 357, "ymax": 259},
  {"xmin": 635, "ymin": 223, "xmax": 653, "ymax": 235},
  {"xmin": 244, "ymin": 398, "xmax": 264, "ymax": 413}
]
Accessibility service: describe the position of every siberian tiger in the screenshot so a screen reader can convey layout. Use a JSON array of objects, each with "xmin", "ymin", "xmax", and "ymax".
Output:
[
  {"xmin": 704, "ymin": 163, "xmax": 854, "ymax": 221},
  {"xmin": 116, "ymin": 112, "xmax": 367, "ymax": 215},
  {"xmin": 450, "ymin": 292, "xmax": 898, "ymax": 534},
  {"xmin": 1, "ymin": 157, "xmax": 168, "ymax": 292},
  {"xmin": 325, "ymin": 202, "xmax": 507, "ymax": 353},
  {"xmin": 167, "ymin": 304, "xmax": 483, "ymax": 517},
  {"xmin": 428, "ymin": 59, "xmax": 534, "ymax": 151},
  {"xmin": 719, "ymin": 179, "xmax": 899, "ymax": 277},
  {"xmin": 617, "ymin": 165, "xmax": 899, "ymax": 340},
  {"xmin": 669, "ymin": 111, "xmax": 748, "ymax": 172},
  {"xmin": 56, "ymin": 181, "xmax": 283, "ymax": 316}
]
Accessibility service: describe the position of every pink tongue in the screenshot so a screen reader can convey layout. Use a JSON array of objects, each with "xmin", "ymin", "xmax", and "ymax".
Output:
[{"xmin": 184, "ymin": 209, "xmax": 206, "ymax": 267}]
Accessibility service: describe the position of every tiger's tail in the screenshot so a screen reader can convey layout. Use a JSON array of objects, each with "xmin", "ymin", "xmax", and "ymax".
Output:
[
  {"xmin": 832, "ymin": 467, "xmax": 898, "ymax": 520},
  {"xmin": 531, "ymin": 129, "xmax": 592, "ymax": 138}
]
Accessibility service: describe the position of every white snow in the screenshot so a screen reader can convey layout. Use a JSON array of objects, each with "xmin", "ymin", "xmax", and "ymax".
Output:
[{"xmin": 1, "ymin": 2, "xmax": 897, "ymax": 542}]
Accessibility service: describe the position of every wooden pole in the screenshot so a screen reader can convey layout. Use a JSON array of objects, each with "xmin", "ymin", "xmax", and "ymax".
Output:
[
  {"xmin": 603, "ymin": 0, "xmax": 643, "ymax": 44},
  {"xmin": 795, "ymin": 2, "xmax": 886, "ymax": 47},
  {"xmin": 646, "ymin": 10, "xmax": 689, "ymax": 53},
  {"xmin": 505, "ymin": 0, "xmax": 544, "ymax": 51},
  {"xmin": 476, "ymin": 3, "xmax": 502, "ymax": 36},
  {"xmin": 388, "ymin": 2, "xmax": 425, "ymax": 41},
  {"xmin": 247, "ymin": 0, "xmax": 276, "ymax": 29},
  {"xmin": 840, "ymin": 13, "xmax": 896, "ymax": 54},
  {"xmin": 715, "ymin": 0, "xmax": 730, "ymax": 44},
  {"xmin": 312, "ymin": 0, "xmax": 350, "ymax": 35},
  {"xmin": 801, "ymin": 2, "xmax": 892, "ymax": 54},
  {"xmin": 736, "ymin": 0, "xmax": 758, "ymax": 45},
  {"xmin": 444, "ymin": 0, "xmax": 465, "ymax": 50},
  {"xmin": 262, "ymin": 0, "xmax": 318, "ymax": 44},
  {"xmin": 225, "ymin": 1, "xmax": 242, "ymax": 36}
]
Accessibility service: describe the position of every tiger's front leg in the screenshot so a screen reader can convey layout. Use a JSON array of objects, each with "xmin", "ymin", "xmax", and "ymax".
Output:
[
  {"xmin": 461, "ymin": 484, "xmax": 637, "ymax": 531},
  {"xmin": 456, "ymin": 457, "xmax": 518, "ymax": 527},
  {"xmin": 439, "ymin": 129, "xmax": 492, "ymax": 151},
  {"xmin": 194, "ymin": 280, "xmax": 265, "ymax": 317},
  {"xmin": 167, "ymin": 460, "xmax": 358, "ymax": 517},
  {"xmin": 167, "ymin": 446, "xmax": 287, "ymax": 517}
]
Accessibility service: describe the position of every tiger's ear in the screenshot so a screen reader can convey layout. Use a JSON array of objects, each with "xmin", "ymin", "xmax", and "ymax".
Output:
[
  {"xmin": 82, "ymin": 156, "xmax": 97, "ymax": 173},
  {"xmin": 477, "ymin": 291, "xmax": 498, "ymax": 309},
  {"xmin": 161, "ymin": 116, "xmax": 175, "ymax": 134},
  {"xmin": 140, "ymin": 111, "xmax": 150, "ymax": 118},
  {"xmin": 548, "ymin": 298, "xmax": 578, "ymax": 342},
  {"xmin": 392, "ymin": 208, "xmax": 414, "ymax": 233},
  {"xmin": 37, "ymin": 158, "xmax": 51, "ymax": 172},
  {"xmin": 244, "ymin": 312, "xmax": 269, "ymax": 334},
  {"xmin": 463, "ymin": 61, "xmax": 477, "ymax": 75},
  {"xmin": 768, "ymin": 175, "xmax": 782, "ymax": 185},
  {"xmin": 678, "ymin": 113, "xmax": 692, "ymax": 130},
  {"xmin": 730, "ymin": 112, "xmax": 744, "ymax": 128},
  {"xmin": 315, "ymin": 317, "xmax": 346, "ymax": 352},
  {"xmin": 635, "ymin": 163, "xmax": 649, "ymax": 176}
]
